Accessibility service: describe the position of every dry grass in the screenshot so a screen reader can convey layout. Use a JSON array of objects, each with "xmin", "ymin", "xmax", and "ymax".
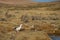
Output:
[
  {"xmin": 15, "ymin": 31, "xmax": 52, "ymax": 40},
  {"xmin": 0, "ymin": 1, "xmax": 60, "ymax": 40}
]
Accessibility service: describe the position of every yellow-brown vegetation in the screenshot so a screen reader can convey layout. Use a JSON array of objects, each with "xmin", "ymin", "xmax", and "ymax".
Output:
[{"xmin": 0, "ymin": 1, "xmax": 60, "ymax": 40}]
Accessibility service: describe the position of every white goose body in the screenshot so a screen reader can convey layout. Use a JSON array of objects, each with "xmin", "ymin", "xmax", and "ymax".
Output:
[{"xmin": 15, "ymin": 24, "xmax": 23, "ymax": 32}]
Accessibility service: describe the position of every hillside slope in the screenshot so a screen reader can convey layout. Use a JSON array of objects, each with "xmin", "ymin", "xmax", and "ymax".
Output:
[
  {"xmin": 0, "ymin": 0, "xmax": 33, "ymax": 5},
  {"xmin": 0, "ymin": 1, "xmax": 60, "ymax": 40}
]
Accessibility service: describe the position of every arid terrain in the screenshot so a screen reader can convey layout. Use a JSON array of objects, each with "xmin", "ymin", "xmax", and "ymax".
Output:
[{"xmin": 0, "ymin": 0, "xmax": 60, "ymax": 40}]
